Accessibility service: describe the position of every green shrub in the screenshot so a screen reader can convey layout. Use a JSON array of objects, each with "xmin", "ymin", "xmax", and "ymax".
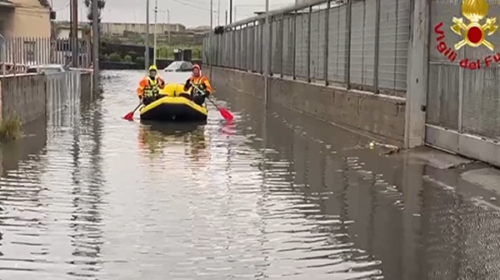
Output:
[
  {"xmin": 127, "ymin": 51, "xmax": 137, "ymax": 60},
  {"xmin": 124, "ymin": 55, "xmax": 132, "ymax": 62},
  {"xmin": 135, "ymin": 56, "xmax": 145, "ymax": 66},
  {"xmin": 0, "ymin": 114, "xmax": 22, "ymax": 142},
  {"xmin": 109, "ymin": 52, "xmax": 122, "ymax": 62}
]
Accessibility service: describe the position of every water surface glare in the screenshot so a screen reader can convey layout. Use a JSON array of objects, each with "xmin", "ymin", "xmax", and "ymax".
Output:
[{"xmin": 0, "ymin": 70, "xmax": 499, "ymax": 279}]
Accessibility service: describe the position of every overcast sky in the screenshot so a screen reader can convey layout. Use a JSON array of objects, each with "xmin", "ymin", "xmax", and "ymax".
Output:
[{"xmin": 50, "ymin": 0, "xmax": 297, "ymax": 27}]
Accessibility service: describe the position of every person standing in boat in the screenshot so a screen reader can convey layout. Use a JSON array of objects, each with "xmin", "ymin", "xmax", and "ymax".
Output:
[
  {"xmin": 137, "ymin": 65, "xmax": 166, "ymax": 105},
  {"xmin": 183, "ymin": 64, "xmax": 213, "ymax": 106}
]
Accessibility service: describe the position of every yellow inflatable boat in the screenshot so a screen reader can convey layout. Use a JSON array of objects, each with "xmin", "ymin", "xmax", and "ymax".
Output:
[{"xmin": 139, "ymin": 83, "xmax": 208, "ymax": 122}]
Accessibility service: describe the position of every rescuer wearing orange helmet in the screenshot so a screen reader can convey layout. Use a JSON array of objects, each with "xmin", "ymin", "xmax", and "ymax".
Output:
[{"xmin": 183, "ymin": 64, "xmax": 213, "ymax": 106}]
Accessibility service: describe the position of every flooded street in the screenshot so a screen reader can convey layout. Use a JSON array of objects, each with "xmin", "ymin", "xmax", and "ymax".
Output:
[{"xmin": 1, "ymin": 70, "xmax": 500, "ymax": 279}]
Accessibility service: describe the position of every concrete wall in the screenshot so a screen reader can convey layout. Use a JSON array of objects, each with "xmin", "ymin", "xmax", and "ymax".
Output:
[
  {"xmin": 80, "ymin": 72, "xmax": 92, "ymax": 104},
  {"xmin": 0, "ymin": 71, "xmax": 93, "ymax": 125},
  {"xmin": 0, "ymin": 74, "xmax": 46, "ymax": 124},
  {"xmin": 207, "ymin": 67, "xmax": 406, "ymax": 146}
]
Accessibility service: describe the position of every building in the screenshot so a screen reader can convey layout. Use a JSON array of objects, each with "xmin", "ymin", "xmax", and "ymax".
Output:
[
  {"xmin": 0, "ymin": 0, "xmax": 54, "ymax": 65},
  {"xmin": 0, "ymin": 0, "xmax": 52, "ymax": 38},
  {"xmin": 53, "ymin": 22, "xmax": 87, "ymax": 39},
  {"xmin": 100, "ymin": 22, "xmax": 186, "ymax": 36}
]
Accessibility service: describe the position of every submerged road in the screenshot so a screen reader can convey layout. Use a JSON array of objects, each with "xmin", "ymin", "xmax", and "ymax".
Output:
[{"xmin": 0, "ymin": 70, "xmax": 500, "ymax": 279}]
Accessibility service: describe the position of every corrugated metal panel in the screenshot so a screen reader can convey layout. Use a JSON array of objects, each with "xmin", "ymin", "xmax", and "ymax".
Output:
[
  {"xmin": 349, "ymin": 0, "xmax": 376, "ymax": 88},
  {"xmin": 309, "ymin": 10, "xmax": 322, "ymax": 80},
  {"xmin": 426, "ymin": 63, "xmax": 460, "ymax": 130},
  {"xmin": 271, "ymin": 20, "xmax": 279, "ymax": 74},
  {"xmin": 246, "ymin": 26, "xmax": 254, "ymax": 71},
  {"xmin": 462, "ymin": 67, "xmax": 500, "ymax": 139},
  {"xmin": 377, "ymin": 0, "xmax": 410, "ymax": 91},
  {"xmin": 327, "ymin": 4, "xmax": 346, "ymax": 83},
  {"xmin": 255, "ymin": 24, "xmax": 263, "ymax": 73},
  {"xmin": 282, "ymin": 16, "xmax": 294, "ymax": 76},
  {"xmin": 294, "ymin": 13, "xmax": 308, "ymax": 78},
  {"xmin": 235, "ymin": 30, "xmax": 241, "ymax": 69}
]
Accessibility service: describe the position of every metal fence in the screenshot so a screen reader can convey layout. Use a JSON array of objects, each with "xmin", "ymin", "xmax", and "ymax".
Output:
[
  {"xmin": 203, "ymin": 0, "xmax": 410, "ymax": 95},
  {"xmin": 0, "ymin": 37, "xmax": 91, "ymax": 75}
]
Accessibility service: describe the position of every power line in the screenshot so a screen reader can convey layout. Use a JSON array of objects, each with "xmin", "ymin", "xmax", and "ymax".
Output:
[{"xmin": 170, "ymin": 0, "xmax": 220, "ymax": 13}]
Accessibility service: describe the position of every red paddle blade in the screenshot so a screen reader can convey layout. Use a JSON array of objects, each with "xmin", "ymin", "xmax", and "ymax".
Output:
[
  {"xmin": 219, "ymin": 107, "xmax": 233, "ymax": 121},
  {"xmin": 123, "ymin": 112, "xmax": 134, "ymax": 120}
]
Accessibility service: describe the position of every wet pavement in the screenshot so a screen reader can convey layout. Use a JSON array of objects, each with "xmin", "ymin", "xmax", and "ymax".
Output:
[{"xmin": 0, "ymin": 70, "xmax": 500, "ymax": 279}]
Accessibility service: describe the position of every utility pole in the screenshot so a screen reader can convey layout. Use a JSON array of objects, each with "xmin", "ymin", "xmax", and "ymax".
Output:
[
  {"xmin": 145, "ymin": 0, "xmax": 150, "ymax": 70},
  {"xmin": 70, "ymin": 0, "xmax": 78, "ymax": 67},
  {"xmin": 229, "ymin": 0, "xmax": 232, "ymax": 23},
  {"xmin": 154, "ymin": 0, "xmax": 157, "ymax": 65},
  {"xmin": 167, "ymin": 10, "xmax": 170, "ymax": 44},
  {"xmin": 92, "ymin": 0, "xmax": 99, "ymax": 94},
  {"xmin": 225, "ymin": 10, "xmax": 228, "ymax": 25},
  {"xmin": 210, "ymin": 0, "xmax": 213, "ymax": 80},
  {"xmin": 264, "ymin": 0, "xmax": 269, "ymax": 105}
]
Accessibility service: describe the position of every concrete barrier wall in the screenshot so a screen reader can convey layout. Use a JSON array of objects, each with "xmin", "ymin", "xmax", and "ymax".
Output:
[
  {"xmin": 0, "ymin": 74, "xmax": 46, "ymax": 124},
  {"xmin": 80, "ymin": 72, "xmax": 92, "ymax": 103},
  {"xmin": 0, "ymin": 71, "xmax": 93, "ymax": 126},
  {"xmin": 208, "ymin": 67, "xmax": 406, "ymax": 145}
]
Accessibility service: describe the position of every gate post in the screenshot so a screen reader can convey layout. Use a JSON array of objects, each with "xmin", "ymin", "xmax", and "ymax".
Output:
[{"xmin": 404, "ymin": 0, "xmax": 430, "ymax": 149}]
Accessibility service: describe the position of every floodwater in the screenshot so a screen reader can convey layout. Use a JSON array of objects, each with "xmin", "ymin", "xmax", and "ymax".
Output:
[{"xmin": 0, "ymin": 70, "xmax": 500, "ymax": 279}]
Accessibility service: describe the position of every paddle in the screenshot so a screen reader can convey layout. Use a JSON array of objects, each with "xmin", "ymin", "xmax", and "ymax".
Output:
[
  {"xmin": 190, "ymin": 83, "xmax": 234, "ymax": 122},
  {"xmin": 123, "ymin": 103, "xmax": 142, "ymax": 120}
]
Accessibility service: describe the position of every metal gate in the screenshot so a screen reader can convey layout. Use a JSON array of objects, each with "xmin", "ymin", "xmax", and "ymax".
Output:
[{"xmin": 425, "ymin": 0, "xmax": 500, "ymax": 167}]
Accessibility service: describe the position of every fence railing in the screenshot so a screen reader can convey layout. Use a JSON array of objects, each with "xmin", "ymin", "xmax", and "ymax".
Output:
[
  {"xmin": 203, "ymin": 0, "xmax": 410, "ymax": 96},
  {"xmin": 0, "ymin": 37, "xmax": 92, "ymax": 75}
]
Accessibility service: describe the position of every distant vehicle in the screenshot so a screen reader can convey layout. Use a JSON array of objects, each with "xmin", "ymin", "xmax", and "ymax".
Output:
[
  {"xmin": 26, "ymin": 64, "xmax": 70, "ymax": 74},
  {"xmin": 164, "ymin": 61, "xmax": 193, "ymax": 72}
]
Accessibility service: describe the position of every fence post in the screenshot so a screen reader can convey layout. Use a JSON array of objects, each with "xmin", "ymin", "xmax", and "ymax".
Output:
[
  {"xmin": 270, "ymin": 19, "xmax": 274, "ymax": 76},
  {"xmin": 280, "ymin": 14, "xmax": 285, "ymax": 78},
  {"xmin": 292, "ymin": 10, "xmax": 297, "ymax": 80},
  {"xmin": 345, "ymin": 0, "xmax": 352, "ymax": 89},
  {"xmin": 265, "ymin": 14, "xmax": 272, "ymax": 105},
  {"xmin": 404, "ymin": 0, "xmax": 429, "ymax": 148},
  {"xmin": 324, "ymin": 0, "xmax": 331, "ymax": 86},
  {"xmin": 233, "ymin": 28, "xmax": 236, "ymax": 69},
  {"xmin": 260, "ymin": 23, "xmax": 264, "ymax": 74},
  {"xmin": 307, "ymin": 5, "xmax": 312, "ymax": 83},
  {"xmin": 373, "ymin": 0, "xmax": 381, "ymax": 93}
]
